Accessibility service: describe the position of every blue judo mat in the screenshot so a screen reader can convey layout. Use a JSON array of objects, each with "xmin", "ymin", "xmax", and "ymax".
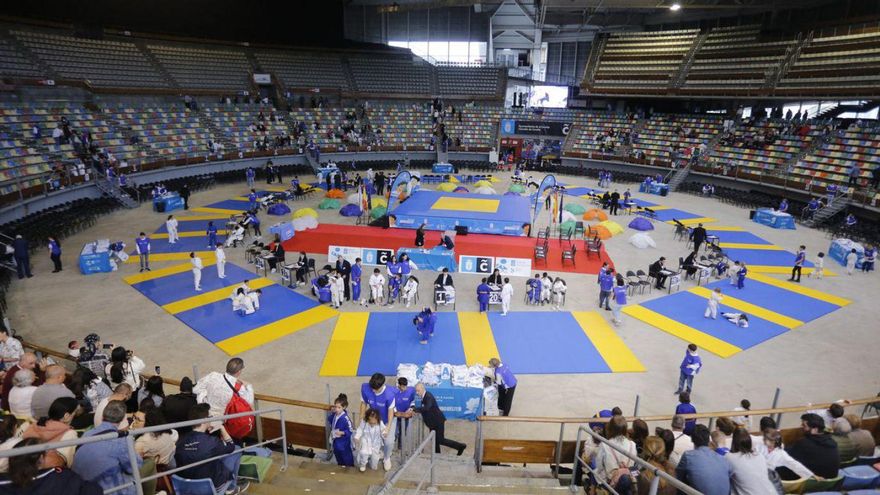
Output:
[
  {"xmin": 704, "ymin": 279, "xmax": 840, "ymax": 322},
  {"xmin": 651, "ymin": 209, "xmax": 706, "ymax": 222},
  {"xmin": 640, "ymin": 292, "xmax": 789, "ymax": 350},
  {"xmin": 204, "ymin": 199, "xmax": 254, "ymax": 212},
  {"xmin": 130, "ymin": 263, "xmax": 255, "ymax": 306},
  {"xmin": 139, "ymin": 236, "xmax": 222, "ymax": 254},
  {"xmin": 721, "ymin": 248, "xmax": 814, "ymax": 268},
  {"xmin": 707, "ymin": 231, "xmax": 772, "ymax": 245},
  {"xmin": 155, "ymin": 219, "xmax": 224, "ymax": 234},
  {"xmin": 488, "ymin": 312, "xmax": 610, "ymax": 374},
  {"xmin": 175, "ymin": 285, "xmax": 318, "ymax": 343},
  {"xmin": 564, "ymin": 187, "xmax": 604, "ymax": 197},
  {"xmin": 391, "ymin": 190, "xmax": 531, "ymax": 236},
  {"xmin": 357, "ymin": 313, "xmax": 466, "ymax": 376}
]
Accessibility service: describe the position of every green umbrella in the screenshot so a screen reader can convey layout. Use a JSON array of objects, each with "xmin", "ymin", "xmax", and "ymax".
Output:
[
  {"xmin": 564, "ymin": 203, "xmax": 586, "ymax": 215},
  {"xmin": 370, "ymin": 205, "xmax": 387, "ymax": 220},
  {"xmin": 560, "ymin": 220, "xmax": 577, "ymax": 235},
  {"xmin": 508, "ymin": 183, "xmax": 526, "ymax": 194},
  {"xmin": 318, "ymin": 198, "xmax": 340, "ymax": 209}
]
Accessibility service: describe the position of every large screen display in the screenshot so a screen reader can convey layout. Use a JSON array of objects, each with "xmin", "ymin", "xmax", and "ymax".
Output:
[{"xmin": 528, "ymin": 86, "xmax": 568, "ymax": 108}]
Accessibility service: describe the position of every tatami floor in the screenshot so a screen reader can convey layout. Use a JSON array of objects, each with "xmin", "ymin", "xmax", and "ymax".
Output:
[{"xmin": 8, "ymin": 171, "xmax": 879, "ymax": 444}]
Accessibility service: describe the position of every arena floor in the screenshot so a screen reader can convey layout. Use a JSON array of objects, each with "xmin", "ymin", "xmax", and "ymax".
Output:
[{"xmin": 9, "ymin": 171, "xmax": 880, "ymax": 445}]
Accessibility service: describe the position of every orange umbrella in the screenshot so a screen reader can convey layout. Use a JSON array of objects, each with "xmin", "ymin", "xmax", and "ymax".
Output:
[
  {"xmin": 325, "ymin": 188, "xmax": 345, "ymax": 199},
  {"xmin": 584, "ymin": 208, "xmax": 608, "ymax": 221},
  {"xmin": 589, "ymin": 224, "xmax": 613, "ymax": 240}
]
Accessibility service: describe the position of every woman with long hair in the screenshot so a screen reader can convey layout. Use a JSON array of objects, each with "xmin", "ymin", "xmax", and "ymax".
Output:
[
  {"xmin": 21, "ymin": 397, "xmax": 79, "ymax": 468},
  {"xmin": 137, "ymin": 375, "xmax": 166, "ymax": 408},
  {"xmin": 0, "ymin": 438, "xmax": 102, "ymax": 494},
  {"xmin": 134, "ymin": 408, "xmax": 178, "ymax": 468},
  {"xmin": 105, "ymin": 346, "xmax": 145, "ymax": 412},
  {"xmin": 69, "ymin": 367, "xmax": 111, "ymax": 413}
]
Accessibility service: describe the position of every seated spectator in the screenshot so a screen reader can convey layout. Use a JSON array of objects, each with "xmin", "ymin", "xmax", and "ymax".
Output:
[
  {"xmin": 69, "ymin": 367, "xmax": 112, "ymax": 415},
  {"xmin": 637, "ymin": 436, "xmax": 677, "ymax": 495},
  {"xmin": 843, "ymin": 414, "xmax": 876, "ymax": 457},
  {"xmin": 1, "ymin": 352, "xmax": 42, "ymax": 411},
  {"xmin": 676, "ymin": 424, "xmax": 731, "ymax": 495},
  {"xmin": 131, "ymin": 397, "xmax": 157, "ymax": 430},
  {"xmin": 193, "ymin": 358, "xmax": 254, "ymax": 428},
  {"xmin": 138, "ymin": 375, "xmax": 166, "ymax": 408},
  {"xmin": 135, "ymin": 408, "xmax": 178, "ymax": 468},
  {"xmin": 830, "ymin": 418, "xmax": 858, "ymax": 464},
  {"xmin": 711, "ymin": 430, "xmax": 730, "ymax": 456},
  {"xmin": 594, "ymin": 415, "xmax": 637, "ymax": 493},
  {"xmin": 175, "ymin": 404, "xmax": 247, "ymax": 494},
  {"xmin": 786, "ymin": 413, "xmax": 839, "ymax": 480},
  {"xmin": 72, "ymin": 401, "xmax": 143, "ymax": 495},
  {"xmin": 0, "ymin": 414, "xmax": 21, "ymax": 474},
  {"xmin": 669, "ymin": 415, "xmax": 694, "ymax": 467},
  {"xmin": 161, "ymin": 377, "xmax": 197, "ymax": 426},
  {"xmin": 808, "ymin": 401, "xmax": 848, "ymax": 431},
  {"xmin": 7, "ymin": 369, "xmax": 37, "ymax": 420},
  {"xmin": 0, "ymin": 438, "xmax": 103, "ymax": 495},
  {"xmin": 94, "ymin": 383, "xmax": 133, "ymax": 427},
  {"xmin": 713, "ymin": 417, "xmax": 736, "ymax": 451},
  {"xmin": 630, "ymin": 419, "xmax": 649, "ymax": 455},
  {"xmin": 21, "ymin": 397, "xmax": 79, "ymax": 467},
  {"xmin": 30, "ymin": 365, "xmax": 74, "ymax": 420},
  {"xmin": 763, "ymin": 429, "xmax": 814, "ymax": 481},
  {"xmin": 726, "ymin": 428, "xmax": 777, "ymax": 494},
  {"xmin": 0, "ymin": 329, "xmax": 23, "ymax": 370},
  {"xmin": 675, "ymin": 392, "xmax": 697, "ymax": 435},
  {"xmin": 751, "ymin": 416, "xmax": 776, "ymax": 456}
]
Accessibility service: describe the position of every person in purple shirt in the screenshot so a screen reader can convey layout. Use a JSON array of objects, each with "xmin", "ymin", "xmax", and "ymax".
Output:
[
  {"xmin": 791, "ymin": 245, "xmax": 806, "ymax": 282},
  {"xmin": 359, "ymin": 373, "xmax": 397, "ymax": 471},
  {"xmin": 135, "ymin": 232, "xmax": 151, "ymax": 272},
  {"xmin": 393, "ymin": 377, "xmax": 416, "ymax": 449},
  {"xmin": 675, "ymin": 391, "xmax": 698, "ymax": 435},
  {"xmin": 610, "ymin": 276, "xmax": 627, "ymax": 325},
  {"xmin": 675, "ymin": 344, "xmax": 702, "ymax": 395},
  {"xmin": 248, "ymin": 189, "xmax": 258, "ymax": 211},
  {"xmin": 598, "ymin": 268, "xmax": 615, "ymax": 311}
]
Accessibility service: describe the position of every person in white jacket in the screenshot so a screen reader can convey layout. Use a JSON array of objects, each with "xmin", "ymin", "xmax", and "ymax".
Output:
[
  {"xmin": 402, "ymin": 276, "xmax": 419, "ymax": 308},
  {"xmin": 192, "ymin": 358, "xmax": 254, "ymax": 429},
  {"xmin": 500, "ymin": 278, "xmax": 513, "ymax": 316},
  {"xmin": 165, "ymin": 215, "xmax": 179, "ymax": 244},
  {"xmin": 190, "ymin": 252, "xmax": 203, "ymax": 291},
  {"xmin": 369, "ymin": 268, "xmax": 386, "ymax": 305},
  {"xmin": 354, "ymin": 408, "xmax": 385, "ymax": 472},
  {"xmin": 727, "ymin": 428, "xmax": 777, "ymax": 495},
  {"xmin": 215, "ymin": 243, "xmax": 226, "ymax": 279},
  {"xmin": 552, "ymin": 277, "xmax": 567, "ymax": 310},
  {"xmin": 330, "ymin": 270, "xmax": 345, "ymax": 308},
  {"xmin": 762, "ymin": 429, "xmax": 814, "ymax": 480}
]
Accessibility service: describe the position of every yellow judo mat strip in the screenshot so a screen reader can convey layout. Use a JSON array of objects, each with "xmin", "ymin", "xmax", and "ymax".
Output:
[
  {"xmin": 152, "ymin": 230, "xmax": 228, "ymax": 239},
  {"xmin": 748, "ymin": 272, "xmax": 850, "ymax": 306},
  {"xmin": 717, "ymin": 243, "xmax": 784, "ymax": 250},
  {"xmin": 162, "ymin": 278, "xmax": 275, "ymax": 315},
  {"xmin": 622, "ymin": 305, "xmax": 742, "ymax": 358},
  {"xmin": 746, "ymin": 265, "xmax": 836, "ymax": 277},
  {"xmin": 570, "ymin": 311, "xmax": 645, "ymax": 372},
  {"xmin": 642, "ymin": 205, "xmax": 671, "ymax": 211},
  {"xmin": 688, "ymin": 287, "xmax": 803, "ymax": 329},
  {"xmin": 458, "ymin": 312, "xmax": 500, "ymax": 366},
  {"xmin": 216, "ymin": 305, "xmax": 339, "ymax": 355},
  {"xmin": 123, "ymin": 260, "xmax": 216, "ymax": 285},
  {"xmin": 124, "ymin": 251, "xmax": 217, "ymax": 264},
  {"xmin": 666, "ymin": 217, "xmax": 717, "ymax": 226},
  {"xmin": 319, "ymin": 313, "xmax": 369, "ymax": 376},
  {"xmin": 703, "ymin": 225, "xmax": 746, "ymax": 232},
  {"xmin": 190, "ymin": 207, "xmax": 248, "ymax": 215}
]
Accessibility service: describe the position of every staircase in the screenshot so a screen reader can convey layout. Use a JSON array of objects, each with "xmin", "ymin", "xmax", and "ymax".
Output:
[
  {"xmin": 429, "ymin": 64, "xmax": 441, "ymax": 96},
  {"xmin": 767, "ymin": 32, "xmax": 811, "ymax": 89},
  {"xmin": 672, "ymin": 31, "xmax": 708, "ymax": 88},
  {"xmin": 341, "ymin": 56, "xmax": 358, "ymax": 92},
  {"xmin": 806, "ymin": 194, "xmax": 849, "ymax": 227},
  {"xmin": 814, "ymin": 99, "xmax": 880, "ymax": 119},
  {"xmin": 667, "ymin": 163, "xmax": 693, "ymax": 192},
  {"xmin": 134, "ymin": 40, "xmax": 180, "ymax": 89},
  {"xmin": 194, "ymin": 108, "xmax": 234, "ymax": 152},
  {"xmin": 562, "ymin": 124, "xmax": 581, "ymax": 155},
  {"xmin": 250, "ymin": 455, "xmax": 570, "ymax": 495},
  {"xmin": 582, "ymin": 34, "xmax": 607, "ymax": 87},
  {"xmin": 92, "ymin": 166, "xmax": 137, "ymax": 208},
  {"xmin": 3, "ymin": 31, "xmax": 58, "ymax": 80},
  {"xmin": 0, "ymin": 233, "xmax": 20, "ymax": 274}
]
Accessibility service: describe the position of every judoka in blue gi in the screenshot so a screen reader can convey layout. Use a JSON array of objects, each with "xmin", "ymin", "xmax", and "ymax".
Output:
[
  {"xmin": 735, "ymin": 261, "xmax": 747, "ymax": 289},
  {"xmin": 328, "ymin": 394, "xmax": 354, "ymax": 466},
  {"xmin": 248, "ymin": 189, "xmax": 258, "ymax": 211},
  {"xmin": 206, "ymin": 221, "xmax": 218, "ymax": 248},
  {"xmin": 389, "ymin": 274, "xmax": 402, "ymax": 302},
  {"xmin": 351, "ymin": 258, "xmax": 363, "ymax": 302},
  {"xmin": 527, "ymin": 274, "xmax": 542, "ymax": 304},
  {"xmin": 476, "ymin": 278, "xmax": 491, "ymax": 312},
  {"xmin": 415, "ymin": 307, "xmax": 436, "ymax": 344}
]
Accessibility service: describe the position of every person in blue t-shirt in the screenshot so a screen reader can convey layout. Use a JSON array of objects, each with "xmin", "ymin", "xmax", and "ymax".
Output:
[
  {"xmin": 359, "ymin": 373, "xmax": 397, "ymax": 471},
  {"xmin": 791, "ymin": 245, "xmax": 806, "ymax": 282},
  {"xmin": 245, "ymin": 167, "xmax": 255, "ymax": 188},
  {"xmin": 47, "ymin": 235, "xmax": 62, "ymax": 273},
  {"xmin": 414, "ymin": 307, "xmax": 436, "ymax": 344},
  {"xmin": 676, "ymin": 344, "xmax": 702, "ymax": 395},
  {"xmin": 393, "ymin": 378, "xmax": 416, "ymax": 449},
  {"xmin": 248, "ymin": 189, "xmax": 258, "ymax": 211},
  {"xmin": 598, "ymin": 269, "xmax": 615, "ymax": 311},
  {"xmin": 489, "ymin": 358, "xmax": 517, "ymax": 416},
  {"xmin": 135, "ymin": 232, "xmax": 151, "ymax": 272},
  {"xmin": 675, "ymin": 391, "xmax": 698, "ymax": 435},
  {"xmin": 476, "ymin": 278, "xmax": 491, "ymax": 313}
]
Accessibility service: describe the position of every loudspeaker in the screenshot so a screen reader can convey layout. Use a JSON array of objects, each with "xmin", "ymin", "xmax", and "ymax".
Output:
[
  {"xmin": 749, "ymin": 210, "xmax": 756, "ymax": 220},
  {"xmin": 455, "ymin": 226, "xmax": 469, "ymax": 235}
]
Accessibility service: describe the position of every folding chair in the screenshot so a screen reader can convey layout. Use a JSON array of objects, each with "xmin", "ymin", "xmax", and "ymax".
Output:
[
  {"xmin": 586, "ymin": 238, "xmax": 602, "ymax": 258},
  {"xmin": 534, "ymin": 242, "xmax": 548, "ymax": 266},
  {"xmin": 636, "ymin": 269, "xmax": 653, "ymax": 294},
  {"xmin": 561, "ymin": 243, "xmax": 576, "ymax": 266},
  {"xmin": 625, "ymin": 270, "xmax": 642, "ymax": 296}
]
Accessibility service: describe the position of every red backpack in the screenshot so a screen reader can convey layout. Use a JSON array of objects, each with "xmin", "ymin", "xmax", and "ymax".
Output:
[{"xmin": 223, "ymin": 377, "xmax": 254, "ymax": 440}]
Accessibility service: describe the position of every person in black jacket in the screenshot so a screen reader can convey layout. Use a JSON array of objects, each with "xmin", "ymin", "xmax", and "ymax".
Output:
[
  {"xmin": 691, "ymin": 223, "xmax": 707, "ymax": 253},
  {"xmin": 175, "ymin": 404, "xmax": 247, "ymax": 493},
  {"xmin": 414, "ymin": 224, "xmax": 426, "ymax": 247},
  {"xmin": 180, "ymin": 184, "xmax": 191, "ymax": 210},
  {"xmin": 161, "ymin": 376, "xmax": 198, "ymax": 427},
  {"xmin": 433, "ymin": 268, "xmax": 454, "ymax": 288},
  {"xmin": 12, "ymin": 235, "xmax": 32, "ymax": 279},
  {"xmin": 784, "ymin": 413, "xmax": 840, "ymax": 480},
  {"xmin": 414, "ymin": 383, "xmax": 466, "ymax": 455},
  {"xmin": 335, "ymin": 256, "xmax": 352, "ymax": 301}
]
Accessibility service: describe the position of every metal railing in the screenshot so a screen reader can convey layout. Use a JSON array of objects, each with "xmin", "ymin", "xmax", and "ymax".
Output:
[
  {"xmin": 0, "ymin": 408, "xmax": 289, "ymax": 495},
  {"xmin": 570, "ymin": 425, "xmax": 701, "ymax": 495},
  {"xmin": 375, "ymin": 430, "xmax": 437, "ymax": 495}
]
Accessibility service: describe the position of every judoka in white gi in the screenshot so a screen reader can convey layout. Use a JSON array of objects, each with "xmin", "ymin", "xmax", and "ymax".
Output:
[
  {"xmin": 190, "ymin": 252, "xmax": 203, "ymax": 291},
  {"xmin": 500, "ymin": 278, "xmax": 513, "ymax": 316},
  {"xmin": 704, "ymin": 287, "xmax": 722, "ymax": 319},
  {"xmin": 165, "ymin": 215, "xmax": 179, "ymax": 244},
  {"xmin": 215, "ymin": 243, "xmax": 226, "ymax": 278}
]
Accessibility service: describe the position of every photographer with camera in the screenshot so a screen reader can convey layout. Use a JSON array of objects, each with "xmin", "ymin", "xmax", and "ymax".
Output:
[{"xmin": 105, "ymin": 346, "xmax": 145, "ymax": 412}]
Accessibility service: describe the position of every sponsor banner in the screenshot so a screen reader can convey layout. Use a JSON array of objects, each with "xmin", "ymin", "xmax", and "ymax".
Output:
[
  {"xmin": 500, "ymin": 119, "xmax": 572, "ymax": 136},
  {"xmin": 458, "ymin": 255, "xmax": 494, "ymax": 275},
  {"xmin": 253, "ymin": 73, "xmax": 271, "ymax": 84},
  {"xmin": 362, "ymin": 248, "xmax": 395, "ymax": 266},
  {"xmin": 495, "ymin": 257, "xmax": 532, "ymax": 277},
  {"xmin": 328, "ymin": 245, "xmax": 363, "ymax": 264}
]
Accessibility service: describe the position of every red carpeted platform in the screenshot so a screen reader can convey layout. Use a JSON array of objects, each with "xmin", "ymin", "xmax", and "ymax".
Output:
[{"xmin": 282, "ymin": 224, "xmax": 612, "ymax": 274}]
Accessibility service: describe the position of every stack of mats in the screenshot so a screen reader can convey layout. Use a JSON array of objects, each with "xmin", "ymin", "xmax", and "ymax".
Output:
[
  {"xmin": 623, "ymin": 272, "xmax": 850, "ymax": 357},
  {"xmin": 124, "ymin": 262, "xmax": 337, "ymax": 354},
  {"xmin": 319, "ymin": 311, "xmax": 645, "ymax": 376}
]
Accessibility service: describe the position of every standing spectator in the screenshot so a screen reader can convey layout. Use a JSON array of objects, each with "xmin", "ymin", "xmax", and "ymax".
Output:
[
  {"xmin": 47, "ymin": 236, "xmax": 62, "ymax": 272},
  {"xmin": 675, "ymin": 392, "xmax": 697, "ymax": 436},
  {"xmin": 12, "ymin": 235, "xmax": 32, "ymax": 279},
  {"xmin": 675, "ymin": 424, "xmax": 732, "ymax": 495},
  {"xmin": 245, "ymin": 167, "xmax": 255, "ymax": 188},
  {"xmin": 359, "ymin": 373, "xmax": 397, "ymax": 471},
  {"xmin": 786, "ymin": 413, "xmax": 839, "ymax": 479},
  {"xmin": 193, "ymin": 358, "xmax": 254, "ymax": 427},
  {"xmin": 0, "ymin": 328, "xmax": 23, "ymax": 369},
  {"xmin": 488, "ymin": 358, "xmax": 517, "ymax": 416},
  {"xmin": 30, "ymin": 365, "xmax": 75, "ymax": 420},
  {"xmin": 675, "ymin": 344, "xmax": 702, "ymax": 395},
  {"xmin": 72, "ymin": 401, "xmax": 143, "ymax": 495},
  {"xmin": 413, "ymin": 383, "xmax": 466, "ymax": 455},
  {"xmin": 726, "ymin": 428, "xmax": 777, "ymax": 494},
  {"xmin": 843, "ymin": 414, "xmax": 876, "ymax": 456},
  {"xmin": 180, "ymin": 183, "xmax": 191, "ymax": 210},
  {"xmin": 598, "ymin": 268, "xmax": 614, "ymax": 311},
  {"xmin": 106, "ymin": 347, "xmax": 145, "ymax": 412},
  {"xmin": 135, "ymin": 232, "xmax": 151, "ymax": 273},
  {"xmin": 594, "ymin": 415, "xmax": 637, "ymax": 493}
]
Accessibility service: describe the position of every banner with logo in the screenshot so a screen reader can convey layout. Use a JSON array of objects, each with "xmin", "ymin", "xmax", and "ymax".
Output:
[
  {"xmin": 495, "ymin": 257, "xmax": 532, "ymax": 277},
  {"xmin": 328, "ymin": 246, "xmax": 395, "ymax": 266},
  {"xmin": 458, "ymin": 256, "xmax": 494, "ymax": 275},
  {"xmin": 499, "ymin": 119, "xmax": 572, "ymax": 137},
  {"xmin": 362, "ymin": 248, "xmax": 395, "ymax": 266}
]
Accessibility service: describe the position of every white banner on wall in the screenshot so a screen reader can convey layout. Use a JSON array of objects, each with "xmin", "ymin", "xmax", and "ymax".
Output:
[
  {"xmin": 328, "ymin": 246, "xmax": 363, "ymax": 264},
  {"xmin": 494, "ymin": 257, "xmax": 532, "ymax": 277}
]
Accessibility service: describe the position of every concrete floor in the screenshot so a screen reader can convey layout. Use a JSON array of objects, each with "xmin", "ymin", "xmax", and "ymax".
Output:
[{"xmin": 8, "ymin": 171, "xmax": 879, "ymax": 446}]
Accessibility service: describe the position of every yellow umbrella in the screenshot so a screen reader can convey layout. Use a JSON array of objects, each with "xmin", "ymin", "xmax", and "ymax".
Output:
[
  {"xmin": 371, "ymin": 196, "xmax": 388, "ymax": 208},
  {"xmin": 474, "ymin": 180, "xmax": 492, "ymax": 188},
  {"xmin": 598, "ymin": 220, "xmax": 624, "ymax": 236},
  {"xmin": 488, "ymin": 176, "xmax": 501, "ymax": 183},
  {"xmin": 447, "ymin": 175, "xmax": 460, "ymax": 183},
  {"xmin": 437, "ymin": 182, "xmax": 457, "ymax": 192},
  {"xmin": 292, "ymin": 207, "xmax": 318, "ymax": 219}
]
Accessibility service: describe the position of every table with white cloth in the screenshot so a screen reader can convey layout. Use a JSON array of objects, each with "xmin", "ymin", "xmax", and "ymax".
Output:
[{"xmin": 753, "ymin": 208, "xmax": 796, "ymax": 229}]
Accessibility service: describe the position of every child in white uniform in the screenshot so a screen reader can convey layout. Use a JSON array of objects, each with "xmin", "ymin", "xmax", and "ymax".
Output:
[
  {"xmin": 482, "ymin": 376, "xmax": 500, "ymax": 416},
  {"xmin": 845, "ymin": 248, "xmax": 858, "ymax": 275},
  {"xmin": 500, "ymin": 279, "xmax": 513, "ymax": 316},
  {"xmin": 552, "ymin": 277, "xmax": 567, "ymax": 310},
  {"xmin": 190, "ymin": 252, "xmax": 203, "ymax": 291},
  {"xmin": 722, "ymin": 312, "xmax": 749, "ymax": 328},
  {"xmin": 403, "ymin": 276, "xmax": 419, "ymax": 308},
  {"xmin": 369, "ymin": 269, "xmax": 386, "ymax": 305},
  {"xmin": 540, "ymin": 273, "xmax": 553, "ymax": 305},
  {"xmin": 165, "ymin": 215, "xmax": 179, "ymax": 244},
  {"xmin": 354, "ymin": 408, "xmax": 385, "ymax": 472},
  {"xmin": 808, "ymin": 252, "xmax": 825, "ymax": 279},
  {"xmin": 215, "ymin": 243, "xmax": 226, "ymax": 278},
  {"xmin": 704, "ymin": 287, "xmax": 722, "ymax": 319},
  {"xmin": 330, "ymin": 271, "xmax": 345, "ymax": 308}
]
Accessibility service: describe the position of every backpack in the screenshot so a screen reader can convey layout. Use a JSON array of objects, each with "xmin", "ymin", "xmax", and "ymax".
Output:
[{"xmin": 223, "ymin": 377, "xmax": 254, "ymax": 440}]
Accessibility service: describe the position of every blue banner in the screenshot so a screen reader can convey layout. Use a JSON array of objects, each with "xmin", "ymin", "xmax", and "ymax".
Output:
[
  {"xmin": 387, "ymin": 170, "xmax": 412, "ymax": 211},
  {"xmin": 532, "ymin": 174, "xmax": 558, "ymax": 224}
]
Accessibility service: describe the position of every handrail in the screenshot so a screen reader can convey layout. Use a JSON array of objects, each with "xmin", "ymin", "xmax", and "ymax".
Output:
[
  {"xmin": 0, "ymin": 407, "xmax": 289, "ymax": 495},
  {"xmin": 572, "ymin": 425, "xmax": 701, "ymax": 495},
  {"xmin": 377, "ymin": 430, "xmax": 436, "ymax": 495}
]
